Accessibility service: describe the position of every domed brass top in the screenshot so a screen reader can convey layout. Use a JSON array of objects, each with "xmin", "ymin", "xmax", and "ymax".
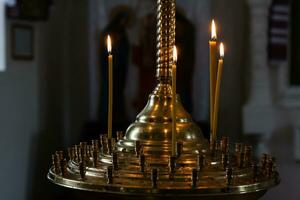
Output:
[{"xmin": 117, "ymin": 83, "xmax": 207, "ymax": 155}]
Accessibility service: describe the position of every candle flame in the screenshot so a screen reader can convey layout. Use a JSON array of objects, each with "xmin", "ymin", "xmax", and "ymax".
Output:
[
  {"xmin": 211, "ymin": 20, "xmax": 217, "ymax": 40},
  {"xmin": 173, "ymin": 46, "xmax": 177, "ymax": 63},
  {"xmin": 107, "ymin": 35, "xmax": 112, "ymax": 53},
  {"xmin": 220, "ymin": 43, "xmax": 225, "ymax": 58}
]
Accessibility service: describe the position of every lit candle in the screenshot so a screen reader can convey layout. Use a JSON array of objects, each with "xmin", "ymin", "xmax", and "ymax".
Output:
[
  {"xmin": 212, "ymin": 43, "xmax": 224, "ymax": 140},
  {"xmin": 107, "ymin": 35, "xmax": 113, "ymax": 139},
  {"xmin": 209, "ymin": 20, "xmax": 218, "ymax": 146},
  {"xmin": 172, "ymin": 46, "xmax": 177, "ymax": 157}
]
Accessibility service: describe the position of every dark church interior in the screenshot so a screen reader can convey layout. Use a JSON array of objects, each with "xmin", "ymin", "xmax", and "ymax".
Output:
[{"xmin": 0, "ymin": 0, "xmax": 299, "ymax": 199}]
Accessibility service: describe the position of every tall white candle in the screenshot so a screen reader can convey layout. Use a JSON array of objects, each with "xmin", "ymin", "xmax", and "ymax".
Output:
[
  {"xmin": 213, "ymin": 43, "xmax": 225, "ymax": 139},
  {"xmin": 107, "ymin": 35, "xmax": 113, "ymax": 139},
  {"xmin": 172, "ymin": 46, "xmax": 177, "ymax": 156},
  {"xmin": 209, "ymin": 20, "xmax": 218, "ymax": 147}
]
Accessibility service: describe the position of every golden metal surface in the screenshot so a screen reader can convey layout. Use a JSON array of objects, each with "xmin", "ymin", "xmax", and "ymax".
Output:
[
  {"xmin": 116, "ymin": 93, "xmax": 207, "ymax": 155},
  {"xmin": 47, "ymin": 0, "xmax": 280, "ymax": 199},
  {"xmin": 48, "ymin": 142, "xmax": 280, "ymax": 199}
]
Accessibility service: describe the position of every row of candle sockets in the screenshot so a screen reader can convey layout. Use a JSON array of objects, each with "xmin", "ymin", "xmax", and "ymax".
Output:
[{"xmin": 51, "ymin": 137, "xmax": 277, "ymax": 187}]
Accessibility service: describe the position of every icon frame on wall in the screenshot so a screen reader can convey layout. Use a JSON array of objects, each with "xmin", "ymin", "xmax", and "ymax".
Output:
[{"xmin": 11, "ymin": 24, "xmax": 34, "ymax": 61}]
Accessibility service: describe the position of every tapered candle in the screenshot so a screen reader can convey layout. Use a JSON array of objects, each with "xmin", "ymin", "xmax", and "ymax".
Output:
[
  {"xmin": 172, "ymin": 46, "xmax": 177, "ymax": 157},
  {"xmin": 107, "ymin": 35, "xmax": 113, "ymax": 139},
  {"xmin": 209, "ymin": 20, "xmax": 218, "ymax": 146},
  {"xmin": 212, "ymin": 43, "xmax": 224, "ymax": 140}
]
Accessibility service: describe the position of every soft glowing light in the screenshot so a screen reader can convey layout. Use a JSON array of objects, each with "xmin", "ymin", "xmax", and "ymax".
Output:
[
  {"xmin": 220, "ymin": 43, "xmax": 225, "ymax": 58},
  {"xmin": 107, "ymin": 35, "xmax": 112, "ymax": 53},
  {"xmin": 173, "ymin": 46, "xmax": 177, "ymax": 63},
  {"xmin": 211, "ymin": 20, "xmax": 217, "ymax": 40}
]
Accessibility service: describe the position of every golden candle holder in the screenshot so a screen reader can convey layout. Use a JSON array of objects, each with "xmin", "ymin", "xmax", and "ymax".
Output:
[{"xmin": 47, "ymin": 0, "xmax": 280, "ymax": 199}]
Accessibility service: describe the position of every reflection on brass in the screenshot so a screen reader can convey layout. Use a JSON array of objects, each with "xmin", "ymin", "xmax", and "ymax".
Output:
[{"xmin": 47, "ymin": 0, "xmax": 279, "ymax": 199}]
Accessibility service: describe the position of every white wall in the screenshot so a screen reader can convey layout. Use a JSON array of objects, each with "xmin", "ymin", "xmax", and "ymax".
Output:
[
  {"xmin": 0, "ymin": 1, "xmax": 90, "ymax": 199},
  {"xmin": 0, "ymin": 20, "xmax": 40, "ymax": 200}
]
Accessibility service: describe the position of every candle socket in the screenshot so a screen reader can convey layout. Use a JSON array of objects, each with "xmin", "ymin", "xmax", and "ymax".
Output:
[
  {"xmin": 67, "ymin": 148, "xmax": 71, "ymax": 161},
  {"xmin": 135, "ymin": 141, "xmax": 142, "ymax": 157},
  {"xmin": 56, "ymin": 151, "xmax": 64, "ymax": 161},
  {"xmin": 261, "ymin": 154, "xmax": 268, "ymax": 176},
  {"xmin": 220, "ymin": 137, "xmax": 229, "ymax": 153},
  {"xmin": 266, "ymin": 158, "xmax": 274, "ymax": 178},
  {"xmin": 75, "ymin": 145, "xmax": 80, "ymax": 162},
  {"xmin": 92, "ymin": 140, "xmax": 99, "ymax": 152},
  {"xmin": 191, "ymin": 169, "xmax": 198, "ymax": 188},
  {"xmin": 100, "ymin": 134, "xmax": 107, "ymax": 153},
  {"xmin": 235, "ymin": 143, "xmax": 242, "ymax": 154},
  {"xmin": 197, "ymin": 154, "xmax": 205, "ymax": 171},
  {"xmin": 140, "ymin": 153, "xmax": 146, "ymax": 173},
  {"xmin": 52, "ymin": 154, "xmax": 61, "ymax": 175},
  {"xmin": 87, "ymin": 145, "xmax": 92, "ymax": 157},
  {"xmin": 112, "ymin": 152, "xmax": 118, "ymax": 170},
  {"xmin": 117, "ymin": 131, "xmax": 124, "ymax": 141},
  {"xmin": 79, "ymin": 161, "xmax": 86, "ymax": 180},
  {"xmin": 92, "ymin": 149, "xmax": 98, "ymax": 168},
  {"xmin": 222, "ymin": 154, "xmax": 229, "ymax": 170},
  {"xmin": 243, "ymin": 146, "xmax": 253, "ymax": 168},
  {"xmin": 79, "ymin": 146, "xmax": 86, "ymax": 164},
  {"xmin": 176, "ymin": 141, "xmax": 183, "ymax": 158},
  {"xmin": 226, "ymin": 167, "xmax": 233, "ymax": 186},
  {"xmin": 80, "ymin": 142, "xmax": 88, "ymax": 162},
  {"xmin": 67, "ymin": 148, "xmax": 74, "ymax": 161},
  {"xmin": 210, "ymin": 137, "xmax": 216, "ymax": 156},
  {"xmin": 61, "ymin": 158, "xmax": 68, "ymax": 177},
  {"xmin": 151, "ymin": 168, "xmax": 158, "ymax": 188},
  {"xmin": 237, "ymin": 152, "xmax": 244, "ymax": 169},
  {"xmin": 252, "ymin": 162, "xmax": 258, "ymax": 182},
  {"xmin": 169, "ymin": 156, "xmax": 176, "ymax": 176},
  {"xmin": 71, "ymin": 147, "xmax": 76, "ymax": 161},
  {"xmin": 107, "ymin": 138, "xmax": 113, "ymax": 155},
  {"xmin": 107, "ymin": 166, "xmax": 113, "ymax": 184}
]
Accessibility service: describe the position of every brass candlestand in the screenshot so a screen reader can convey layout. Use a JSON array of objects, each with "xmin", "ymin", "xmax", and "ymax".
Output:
[{"xmin": 47, "ymin": 0, "xmax": 280, "ymax": 199}]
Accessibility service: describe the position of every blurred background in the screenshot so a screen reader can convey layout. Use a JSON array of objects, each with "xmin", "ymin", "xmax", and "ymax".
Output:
[{"xmin": 0, "ymin": 0, "xmax": 299, "ymax": 199}]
